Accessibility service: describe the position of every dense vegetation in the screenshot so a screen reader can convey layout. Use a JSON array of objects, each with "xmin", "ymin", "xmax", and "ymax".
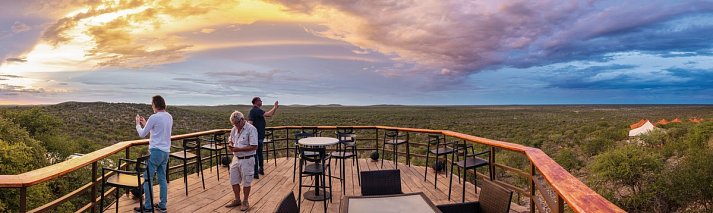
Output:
[{"xmin": 0, "ymin": 103, "xmax": 711, "ymax": 212}]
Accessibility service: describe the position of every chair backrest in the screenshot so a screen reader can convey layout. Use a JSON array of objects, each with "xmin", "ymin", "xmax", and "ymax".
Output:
[
  {"xmin": 360, "ymin": 169, "xmax": 403, "ymax": 196},
  {"xmin": 135, "ymin": 155, "xmax": 151, "ymax": 172},
  {"xmin": 337, "ymin": 133, "xmax": 356, "ymax": 143},
  {"xmin": 274, "ymin": 191, "xmax": 299, "ymax": 213},
  {"xmin": 213, "ymin": 132, "xmax": 225, "ymax": 143},
  {"xmin": 265, "ymin": 129, "xmax": 273, "ymax": 137},
  {"xmin": 427, "ymin": 134, "xmax": 443, "ymax": 145},
  {"xmin": 384, "ymin": 130, "xmax": 399, "ymax": 138},
  {"xmin": 336, "ymin": 127, "xmax": 354, "ymax": 134},
  {"xmin": 384, "ymin": 130, "xmax": 408, "ymax": 141},
  {"xmin": 299, "ymin": 146, "xmax": 326, "ymax": 163},
  {"xmin": 182, "ymin": 138, "xmax": 200, "ymax": 150},
  {"xmin": 478, "ymin": 179, "xmax": 513, "ymax": 213},
  {"xmin": 294, "ymin": 132, "xmax": 313, "ymax": 144}
]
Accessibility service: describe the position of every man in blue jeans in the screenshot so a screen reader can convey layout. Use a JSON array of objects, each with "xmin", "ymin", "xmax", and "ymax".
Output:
[
  {"xmin": 248, "ymin": 97, "xmax": 279, "ymax": 179},
  {"xmin": 135, "ymin": 95, "xmax": 173, "ymax": 212}
]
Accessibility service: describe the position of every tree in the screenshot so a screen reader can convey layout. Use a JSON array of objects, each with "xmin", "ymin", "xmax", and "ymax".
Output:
[
  {"xmin": 589, "ymin": 144, "xmax": 663, "ymax": 211},
  {"xmin": 0, "ymin": 116, "xmax": 52, "ymax": 211}
]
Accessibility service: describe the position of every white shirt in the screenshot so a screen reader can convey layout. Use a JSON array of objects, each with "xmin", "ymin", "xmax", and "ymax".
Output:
[
  {"xmin": 230, "ymin": 122, "xmax": 258, "ymax": 157},
  {"xmin": 136, "ymin": 111, "xmax": 173, "ymax": 153}
]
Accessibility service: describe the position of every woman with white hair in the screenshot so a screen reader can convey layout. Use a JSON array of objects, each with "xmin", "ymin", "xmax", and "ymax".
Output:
[{"xmin": 224, "ymin": 110, "xmax": 258, "ymax": 211}]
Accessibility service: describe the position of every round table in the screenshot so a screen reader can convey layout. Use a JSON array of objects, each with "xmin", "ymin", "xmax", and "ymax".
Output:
[
  {"xmin": 298, "ymin": 137, "xmax": 340, "ymax": 147},
  {"xmin": 297, "ymin": 137, "xmax": 339, "ymax": 201}
]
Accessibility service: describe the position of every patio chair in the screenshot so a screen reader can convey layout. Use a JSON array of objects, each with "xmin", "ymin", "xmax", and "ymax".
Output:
[
  {"xmin": 100, "ymin": 155, "xmax": 153, "ymax": 213},
  {"xmin": 437, "ymin": 179, "xmax": 513, "ymax": 213},
  {"xmin": 274, "ymin": 191, "xmax": 299, "ymax": 213},
  {"xmin": 360, "ymin": 169, "xmax": 402, "ymax": 196}
]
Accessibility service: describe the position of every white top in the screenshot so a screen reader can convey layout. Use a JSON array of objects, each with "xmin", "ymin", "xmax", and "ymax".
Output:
[
  {"xmin": 230, "ymin": 123, "xmax": 258, "ymax": 157},
  {"xmin": 136, "ymin": 111, "xmax": 173, "ymax": 153},
  {"xmin": 629, "ymin": 120, "xmax": 657, "ymax": 136},
  {"xmin": 298, "ymin": 137, "xmax": 339, "ymax": 147}
]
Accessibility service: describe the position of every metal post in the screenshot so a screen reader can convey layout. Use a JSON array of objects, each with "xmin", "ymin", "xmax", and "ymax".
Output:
[
  {"xmin": 489, "ymin": 147, "xmax": 496, "ymax": 181},
  {"xmin": 286, "ymin": 128, "xmax": 290, "ymax": 158},
  {"xmin": 530, "ymin": 162, "xmax": 535, "ymax": 213},
  {"xmin": 375, "ymin": 128, "xmax": 379, "ymax": 154},
  {"xmin": 91, "ymin": 162, "xmax": 98, "ymax": 213},
  {"xmin": 19, "ymin": 187, "xmax": 26, "ymax": 213}
]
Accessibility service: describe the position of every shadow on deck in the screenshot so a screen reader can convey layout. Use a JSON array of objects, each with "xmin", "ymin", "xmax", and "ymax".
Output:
[{"xmin": 105, "ymin": 157, "xmax": 524, "ymax": 212}]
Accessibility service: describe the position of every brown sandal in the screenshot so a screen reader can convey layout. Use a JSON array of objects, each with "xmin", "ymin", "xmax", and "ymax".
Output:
[{"xmin": 224, "ymin": 200, "xmax": 241, "ymax": 208}]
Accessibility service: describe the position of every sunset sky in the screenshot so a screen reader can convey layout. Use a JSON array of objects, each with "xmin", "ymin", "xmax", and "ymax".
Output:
[{"xmin": 1, "ymin": 0, "xmax": 712, "ymax": 105}]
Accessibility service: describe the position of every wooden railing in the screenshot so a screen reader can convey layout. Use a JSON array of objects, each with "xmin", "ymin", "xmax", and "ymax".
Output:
[{"xmin": 0, "ymin": 126, "xmax": 624, "ymax": 213}]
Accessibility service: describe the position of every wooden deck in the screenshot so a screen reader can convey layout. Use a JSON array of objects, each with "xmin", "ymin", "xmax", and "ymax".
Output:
[{"xmin": 105, "ymin": 157, "xmax": 483, "ymax": 212}]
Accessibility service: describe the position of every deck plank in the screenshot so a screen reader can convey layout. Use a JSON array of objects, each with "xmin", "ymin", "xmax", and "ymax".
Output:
[{"xmin": 105, "ymin": 157, "xmax": 488, "ymax": 213}]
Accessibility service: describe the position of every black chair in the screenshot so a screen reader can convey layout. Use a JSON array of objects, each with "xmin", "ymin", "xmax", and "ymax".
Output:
[
  {"xmin": 449, "ymin": 140, "xmax": 490, "ymax": 202},
  {"xmin": 424, "ymin": 134, "xmax": 455, "ymax": 188},
  {"xmin": 297, "ymin": 146, "xmax": 332, "ymax": 212},
  {"xmin": 437, "ymin": 179, "xmax": 513, "ymax": 213},
  {"xmin": 381, "ymin": 130, "xmax": 411, "ymax": 169},
  {"xmin": 360, "ymin": 169, "xmax": 402, "ymax": 196},
  {"xmin": 263, "ymin": 129, "xmax": 277, "ymax": 166},
  {"xmin": 330, "ymin": 128, "xmax": 361, "ymax": 194},
  {"xmin": 168, "ymin": 137, "xmax": 206, "ymax": 196},
  {"xmin": 200, "ymin": 132, "xmax": 226, "ymax": 180},
  {"xmin": 100, "ymin": 155, "xmax": 153, "ymax": 213},
  {"xmin": 274, "ymin": 191, "xmax": 299, "ymax": 213},
  {"xmin": 292, "ymin": 131, "xmax": 315, "ymax": 182}
]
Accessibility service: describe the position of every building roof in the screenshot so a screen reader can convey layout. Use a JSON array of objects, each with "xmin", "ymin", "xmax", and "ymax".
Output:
[
  {"xmin": 671, "ymin": 118, "xmax": 682, "ymax": 123},
  {"xmin": 690, "ymin": 118, "xmax": 704, "ymax": 123},
  {"xmin": 656, "ymin": 119, "xmax": 669, "ymax": 125},
  {"xmin": 630, "ymin": 119, "xmax": 649, "ymax": 129}
]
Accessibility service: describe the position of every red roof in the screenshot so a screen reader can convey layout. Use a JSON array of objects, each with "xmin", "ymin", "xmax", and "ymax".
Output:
[
  {"xmin": 690, "ymin": 118, "xmax": 703, "ymax": 123},
  {"xmin": 630, "ymin": 119, "xmax": 649, "ymax": 129},
  {"xmin": 656, "ymin": 119, "xmax": 669, "ymax": 125},
  {"xmin": 671, "ymin": 118, "xmax": 682, "ymax": 123}
]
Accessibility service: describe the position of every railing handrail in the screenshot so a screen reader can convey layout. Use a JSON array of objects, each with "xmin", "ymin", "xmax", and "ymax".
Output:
[
  {"xmin": 0, "ymin": 126, "xmax": 624, "ymax": 213},
  {"xmin": 0, "ymin": 129, "xmax": 227, "ymax": 187}
]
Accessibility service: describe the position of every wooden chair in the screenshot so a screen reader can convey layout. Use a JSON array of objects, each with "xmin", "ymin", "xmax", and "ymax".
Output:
[
  {"xmin": 100, "ymin": 155, "xmax": 153, "ymax": 213},
  {"xmin": 274, "ymin": 191, "xmax": 299, "ymax": 213},
  {"xmin": 360, "ymin": 169, "xmax": 402, "ymax": 196},
  {"xmin": 437, "ymin": 179, "xmax": 513, "ymax": 213}
]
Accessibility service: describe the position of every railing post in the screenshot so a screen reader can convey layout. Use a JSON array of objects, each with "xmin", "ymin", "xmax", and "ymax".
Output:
[
  {"xmin": 19, "ymin": 187, "xmax": 26, "ymax": 213},
  {"xmin": 375, "ymin": 128, "xmax": 379, "ymax": 154},
  {"xmin": 91, "ymin": 162, "xmax": 97, "ymax": 213},
  {"xmin": 286, "ymin": 128, "xmax": 290, "ymax": 158},
  {"xmin": 125, "ymin": 147, "xmax": 131, "ymax": 168},
  {"xmin": 556, "ymin": 194, "xmax": 564, "ymax": 213},
  {"xmin": 530, "ymin": 162, "xmax": 535, "ymax": 213},
  {"xmin": 489, "ymin": 146, "xmax": 496, "ymax": 181},
  {"xmin": 125, "ymin": 146, "xmax": 131, "ymax": 196}
]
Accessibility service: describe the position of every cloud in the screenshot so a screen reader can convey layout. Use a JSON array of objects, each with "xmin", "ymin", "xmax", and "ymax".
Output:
[
  {"xmin": 205, "ymin": 69, "xmax": 281, "ymax": 81},
  {"xmin": 0, "ymin": 84, "xmax": 45, "ymax": 95},
  {"xmin": 35, "ymin": 0, "xmax": 243, "ymax": 69},
  {"xmin": 11, "ymin": 22, "xmax": 31, "ymax": 33},
  {"xmin": 5, "ymin": 58, "xmax": 27, "ymax": 63},
  {"xmin": 200, "ymin": 28, "xmax": 216, "ymax": 33},
  {"xmin": 267, "ymin": 0, "xmax": 713, "ymax": 79}
]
